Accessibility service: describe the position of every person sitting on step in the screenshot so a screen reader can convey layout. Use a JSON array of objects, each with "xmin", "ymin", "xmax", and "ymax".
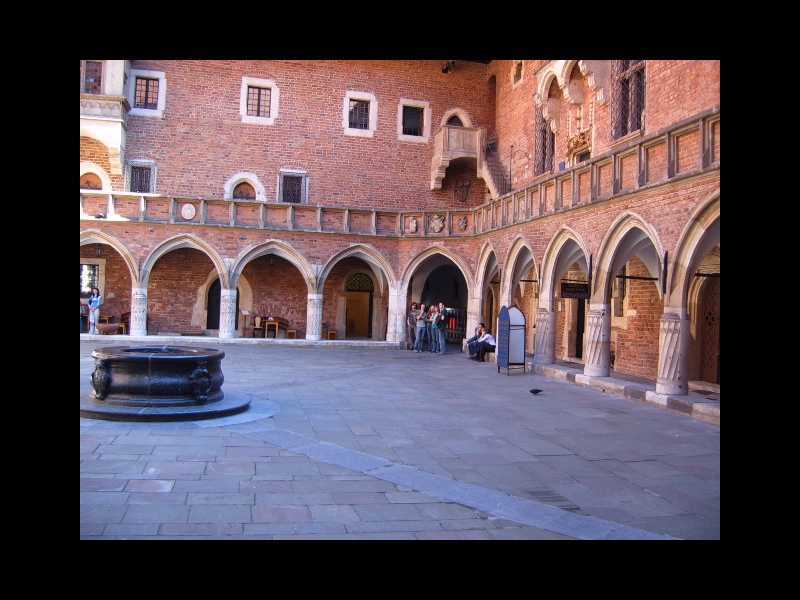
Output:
[{"xmin": 472, "ymin": 327, "xmax": 496, "ymax": 362}]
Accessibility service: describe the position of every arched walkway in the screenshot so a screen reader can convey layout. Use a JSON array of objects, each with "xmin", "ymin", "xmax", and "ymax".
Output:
[
  {"xmin": 591, "ymin": 213, "xmax": 665, "ymax": 380},
  {"xmin": 475, "ymin": 242, "xmax": 500, "ymax": 336},
  {"xmin": 500, "ymin": 237, "xmax": 539, "ymax": 354},
  {"xmin": 400, "ymin": 246, "xmax": 474, "ymax": 349},
  {"xmin": 230, "ymin": 240, "xmax": 318, "ymax": 339},
  {"xmin": 80, "ymin": 236, "xmax": 135, "ymax": 334},
  {"xmin": 536, "ymin": 228, "xmax": 591, "ymax": 366}
]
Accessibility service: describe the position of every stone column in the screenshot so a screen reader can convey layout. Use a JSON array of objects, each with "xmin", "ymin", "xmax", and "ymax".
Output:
[
  {"xmin": 583, "ymin": 303, "xmax": 611, "ymax": 377},
  {"xmin": 218, "ymin": 288, "xmax": 238, "ymax": 339},
  {"xmin": 465, "ymin": 294, "xmax": 481, "ymax": 343},
  {"xmin": 130, "ymin": 287, "xmax": 148, "ymax": 337},
  {"xmin": 386, "ymin": 288, "xmax": 406, "ymax": 344},
  {"xmin": 532, "ymin": 308, "xmax": 555, "ymax": 364},
  {"xmin": 655, "ymin": 310, "xmax": 690, "ymax": 395},
  {"xmin": 305, "ymin": 293, "xmax": 323, "ymax": 340}
]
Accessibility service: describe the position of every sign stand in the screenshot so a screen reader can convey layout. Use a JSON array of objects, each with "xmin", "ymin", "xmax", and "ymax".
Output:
[{"xmin": 496, "ymin": 305, "xmax": 526, "ymax": 375}]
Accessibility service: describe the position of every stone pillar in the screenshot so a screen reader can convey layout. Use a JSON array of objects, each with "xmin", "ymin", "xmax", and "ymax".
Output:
[
  {"xmin": 655, "ymin": 311, "xmax": 690, "ymax": 395},
  {"xmin": 583, "ymin": 303, "xmax": 611, "ymax": 377},
  {"xmin": 533, "ymin": 308, "xmax": 555, "ymax": 364},
  {"xmin": 130, "ymin": 287, "xmax": 148, "ymax": 337},
  {"xmin": 465, "ymin": 294, "xmax": 481, "ymax": 342},
  {"xmin": 386, "ymin": 288, "xmax": 406, "ymax": 344},
  {"xmin": 218, "ymin": 288, "xmax": 238, "ymax": 339},
  {"xmin": 306, "ymin": 293, "xmax": 323, "ymax": 340}
]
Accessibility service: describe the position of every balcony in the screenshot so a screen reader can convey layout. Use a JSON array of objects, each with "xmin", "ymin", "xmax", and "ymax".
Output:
[{"xmin": 430, "ymin": 125, "xmax": 509, "ymax": 198}]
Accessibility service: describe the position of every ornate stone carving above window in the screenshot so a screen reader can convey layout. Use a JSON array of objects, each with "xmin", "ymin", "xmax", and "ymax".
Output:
[{"xmin": 567, "ymin": 130, "xmax": 591, "ymax": 155}]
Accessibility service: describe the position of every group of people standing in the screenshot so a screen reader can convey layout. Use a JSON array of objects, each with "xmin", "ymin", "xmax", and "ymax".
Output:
[
  {"xmin": 406, "ymin": 302, "xmax": 450, "ymax": 354},
  {"xmin": 404, "ymin": 302, "xmax": 496, "ymax": 362}
]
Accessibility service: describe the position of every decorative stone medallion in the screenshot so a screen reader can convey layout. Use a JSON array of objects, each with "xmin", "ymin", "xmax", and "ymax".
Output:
[
  {"xmin": 180, "ymin": 203, "xmax": 196, "ymax": 220},
  {"xmin": 431, "ymin": 214, "xmax": 446, "ymax": 233},
  {"xmin": 457, "ymin": 216, "xmax": 468, "ymax": 231}
]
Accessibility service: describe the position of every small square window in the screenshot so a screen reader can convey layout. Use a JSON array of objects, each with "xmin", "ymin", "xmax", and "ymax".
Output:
[
  {"xmin": 576, "ymin": 151, "xmax": 591, "ymax": 164},
  {"xmin": 402, "ymin": 106, "xmax": 424, "ymax": 137},
  {"xmin": 247, "ymin": 86, "xmax": 271, "ymax": 117},
  {"xmin": 281, "ymin": 175, "xmax": 304, "ymax": 203},
  {"xmin": 134, "ymin": 77, "xmax": 159, "ymax": 109},
  {"xmin": 349, "ymin": 100, "xmax": 370, "ymax": 130},
  {"xmin": 83, "ymin": 61, "xmax": 103, "ymax": 94},
  {"xmin": 130, "ymin": 166, "xmax": 152, "ymax": 193}
]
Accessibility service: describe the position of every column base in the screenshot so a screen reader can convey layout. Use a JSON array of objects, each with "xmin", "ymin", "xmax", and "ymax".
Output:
[{"xmin": 306, "ymin": 334, "xmax": 321, "ymax": 341}]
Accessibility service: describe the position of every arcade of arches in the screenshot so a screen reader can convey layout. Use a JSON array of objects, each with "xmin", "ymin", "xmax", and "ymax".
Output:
[{"xmin": 80, "ymin": 200, "xmax": 719, "ymax": 397}]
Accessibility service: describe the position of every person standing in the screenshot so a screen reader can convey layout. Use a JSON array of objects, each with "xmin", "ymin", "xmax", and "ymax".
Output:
[
  {"xmin": 87, "ymin": 286, "xmax": 103, "ymax": 335},
  {"xmin": 414, "ymin": 303, "xmax": 427, "ymax": 352},
  {"xmin": 436, "ymin": 302, "xmax": 448, "ymax": 354},
  {"xmin": 406, "ymin": 303, "xmax": 418, "ymax": 350},
  {"xmin": 428, "ymin": 305, "xmax": 439, "ymax": 353}
]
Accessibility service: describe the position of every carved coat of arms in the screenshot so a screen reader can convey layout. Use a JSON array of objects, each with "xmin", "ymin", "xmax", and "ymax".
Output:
[
  {"xmin": 457, "ymin": 216, "xmax": 468, "ymax": 231},
  {"xmin": 409, "ymin": 216, "xmax": 418, "ymax": 233},
  {"xmin": 431, "ymin": 214, "xmax": 446, "ymax": 233}
]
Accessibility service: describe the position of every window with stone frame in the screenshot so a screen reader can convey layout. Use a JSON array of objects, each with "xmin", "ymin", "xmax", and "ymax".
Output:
[
  {"xmin": 233, "ymin": 181, "xmax": 256, "ymax": 200},
  {"xmin": 130, "ymin": 165, "xmax": 152, "ymax": 193},
  {"xmin": 82, "ymin": 60, "xmax": 103, "ymax": 94},
  {"xmin": 280, "ymin": 172, "xmax": 307, "ymax": 203},
  {"xmin": 533, "ymin": 106, "xmax": 555, "ymax": 176},
  {"xmin": 246, "ymin": 85, "xmax": 271, "ymax": 118},
  {"xmin": 134, "ymin": 77, "xmax": 160, "ymax": 109},
  {"xmin": 80, "ymin": 263, "xmax": 100, "ymax": 298},
  {"xmin": 348, "ymin": 99, "xmax": 370, "ymax": 130},
  {"xmin": 402, "ymin": 105, "xmax": 424, "ymax": 136},
  {"xmin": 611, "ymin": 60, "xmax": 646, "ymax": 139}
]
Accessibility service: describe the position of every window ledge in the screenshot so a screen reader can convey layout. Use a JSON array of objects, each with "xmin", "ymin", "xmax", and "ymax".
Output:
[
  {"xmin": 610, "ymin": 129, "xmax": 644, "ymax": 149},
  {"xmin": 241, "ymin": 114, "xmax": 276, "ymax": 126},
  {"xmin": 398, "ymin": 133, "xmax": 428, "ymax": 143},
  {"xmin": 129, "ymin": 107, "xmax": 164, "ymax": 119},
  {"xmin": 344, "ymin": 127, "xmax": 374, "ymax": 138}
]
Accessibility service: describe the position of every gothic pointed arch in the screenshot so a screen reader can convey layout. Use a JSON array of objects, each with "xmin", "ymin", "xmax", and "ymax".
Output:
[
  {"xmin": 400, "ymin": 245, "xmax": 475, "ymax": 297},
  {"xmin": 318, "ymin": 243, "xmax": 396, "ymax": 295},
  {"xmin": 539, "ymin": 226, "xmax": 591, "ymax": 312},
  {"xmin": 230, "ymin": 239, "xmax": 316, "ymax": 293},
  {"xmin": 80, "ymin": 229, "xmax": 139, "ymax": 283},
  {"xmin": 499, "ymin": 235, "xmax": 538, "ymax": 308},
  {"xmin": 592, "ymin": 212, "xmax": 665, "ymax": 303},
  {"xmin": 140, "ymin": 233, "xmax": 229, "ymax": 289}
]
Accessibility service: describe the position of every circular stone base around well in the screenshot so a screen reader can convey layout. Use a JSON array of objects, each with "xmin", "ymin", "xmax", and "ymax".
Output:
[{"xmin": 80, "ymin": 391, "xmax": 251, "ymax": 422}]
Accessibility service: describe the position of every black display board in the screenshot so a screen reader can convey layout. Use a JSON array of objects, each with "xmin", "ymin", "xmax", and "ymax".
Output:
[{"xmin": 497, "ymin": 305, "xmax": 526, "ymax": 375}]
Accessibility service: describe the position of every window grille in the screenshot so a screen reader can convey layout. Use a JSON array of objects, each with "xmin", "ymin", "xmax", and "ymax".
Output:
[
  {"xmin": 80, "ymin": 263, "xmax": 100, "ymax": 298},
  {"xmin": 611, "ymin": 60, "xmax": 645, "ymax": 139},
  {"xmin": 134, "ymin": 77, "xmax": 159, "ymax": 109},
  {"xmin": 402, "ymin": 106, "xmax": 424, "ymax": 136},
  {"xmin": 348, "ymin": 99, "xmax": 370, "ymax": 129},
  {"xmin": 246, "ymin": 85, "xmax": 271, "ymax": 117},
  {"xmin": 233, "ymin": 182, "xmax": 255, "ymax": 200},
  {"xmin": 576, "ymin": 150, "xmax": 591, "ymax": 164},
  {"xmin": 130, "ymin": 166, "xmax": 152, "ymax": 193},
  {"xmin": 281, "ymin": 175, "xmax": 304, "ymax": 203},
  {"xmin": 346, "ymin": 272, "xmax": 374, "ymax": 292},
  {"xmin": 83, "ymin": 61, "xmax": 102, "ymax": 94},
  {"xmin": 533, "ymin": 107, "xmax": 555, "ymax": 176}
]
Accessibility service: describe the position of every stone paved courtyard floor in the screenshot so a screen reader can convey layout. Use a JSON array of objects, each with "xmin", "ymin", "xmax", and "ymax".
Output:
[{"xmin": 80, "ymin": 341, "xmax": 720, "ymax": 540}]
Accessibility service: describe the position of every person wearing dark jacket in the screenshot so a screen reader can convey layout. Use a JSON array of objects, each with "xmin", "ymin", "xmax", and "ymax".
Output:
[{"xmin": 473, "ymin": 329, "xmax": 496, "ymax": 362}]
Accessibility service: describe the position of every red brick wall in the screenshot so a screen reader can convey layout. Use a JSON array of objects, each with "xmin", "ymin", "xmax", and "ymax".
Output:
[
  {"xmin": 80, "ymin": 244, "xmax": 131, "ymax": 320},
  {"xmin": 489, "ymin": 60, "xmax": 720, "ymax": 192},
  {"xmin": 147, "ymin": 248, "xmax": 215, "ymax": 334},
  {"xmin": 241, "ymin": 255, "xmax": 308, "ymax": 335},
  {"xmin": 125, "ymin": 60, "xmax": 494, "ymax": 211},
  {"xmin": 612, "ymin": 257, "xmax": 662, "ymax": 380},
  {"xmin": 80, "ymin": 137, "xmax": 123, "ymax": 189}
]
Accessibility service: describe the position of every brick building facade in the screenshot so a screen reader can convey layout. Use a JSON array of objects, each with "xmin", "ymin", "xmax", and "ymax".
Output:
[{"xmin": 80, "ymin": 59, "xmax": 720, "ymax": 397}]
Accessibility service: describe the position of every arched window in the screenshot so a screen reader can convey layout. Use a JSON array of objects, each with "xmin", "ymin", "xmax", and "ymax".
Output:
[
  {"xmin": 233, "ymin": 181, "xmax": 256, "ymax": 200},
  {"xmin": 80, "ymin": 173, "xmax": 103, "ymax": 190},
  {"xmin": 345, "ymin": 272, "xmax": 374, "ymax": 292},
  {"xmin": 446, "ymin": 115, "xmax": 464, "ymax": 127},
  {"xmin": 611, "ymin": 60, "xmax": 646, "ymax": 139},
  {"xmin": 534, "ymin": 106, "xmax": 554, "ymax": 176}
]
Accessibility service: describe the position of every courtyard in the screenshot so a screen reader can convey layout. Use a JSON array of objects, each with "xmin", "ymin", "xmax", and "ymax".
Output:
[{"xmin": 80, "ymin": 341, "xmax": 720, "ymax": 540}]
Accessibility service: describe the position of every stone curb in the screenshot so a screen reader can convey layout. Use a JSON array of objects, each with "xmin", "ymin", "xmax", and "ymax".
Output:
[
  {"xmin": 80, "ymin": 334, "xmax": 403, "ymax": 349},
  {"xmin": 534, "ymin": 365, "xmax": 719, "ymax": 426}
]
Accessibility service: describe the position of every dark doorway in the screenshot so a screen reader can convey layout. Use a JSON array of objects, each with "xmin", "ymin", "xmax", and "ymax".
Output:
[
  {"xmin": 345, "ymin": 272, "xmax": 374, "ymax": 338},
  {"xmin": 575, "ymin": 299, "xmax": 585, "ymax": 359},
  {"xmin": 206, "ymin": 279, "xmax": 239, "ymax": 330},
  {"xmin": 446, "ymin": 115, "xmax": 464, "ymax": 127}
]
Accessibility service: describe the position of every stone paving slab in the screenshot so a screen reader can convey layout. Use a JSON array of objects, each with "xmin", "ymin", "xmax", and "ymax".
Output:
[{"xmin": 81, "ymin": 342, "xmax": 719, "ymax": 539}]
